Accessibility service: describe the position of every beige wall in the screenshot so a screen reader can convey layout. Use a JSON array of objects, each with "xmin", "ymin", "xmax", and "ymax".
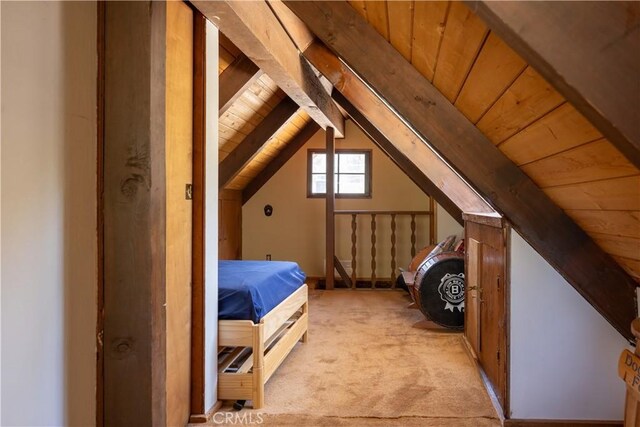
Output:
[
  {"xmin": 243, "ymin": 120, "xmax": 462, "ymax": 278},
  {"xmin": 1, "ymin": 2, "xmax": 97, "ymax": 425}
]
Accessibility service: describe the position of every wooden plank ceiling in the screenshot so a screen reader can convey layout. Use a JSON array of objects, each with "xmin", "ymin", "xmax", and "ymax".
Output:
[
  {"xmin": 344, "ymin": 0, "xmax": 639, "ymax": 282},
  {"xmin": 214, "ymin": 1, "xmax": 639, "ymax": 286},
  {"xmin": 218, "ymin": 39, "xmax": 313, "ymax": 192}
]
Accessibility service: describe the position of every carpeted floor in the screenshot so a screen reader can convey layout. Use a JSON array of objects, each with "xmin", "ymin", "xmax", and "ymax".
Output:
[{"xmin": 212, "ymin": 290, "xmax": 500, "ymax": 426}]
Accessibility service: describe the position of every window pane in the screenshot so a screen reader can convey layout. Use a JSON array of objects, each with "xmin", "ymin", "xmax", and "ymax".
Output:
[
  {"xmin": 311, "ymin": 174, "xmax": 326, "ymax": 194},
  {"xmin": 338, "ymin": 174, "xmax": 365, "ymax": 194},
  {"xmin": 338, "ymin": 153, "xmax": 365, "ymax": 173},
  {"xmin": 312, "ymin": 153, "xmax": 326, "ymax": 173}
]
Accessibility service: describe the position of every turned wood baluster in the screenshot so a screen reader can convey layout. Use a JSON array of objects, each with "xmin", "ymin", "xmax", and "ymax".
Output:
[
  {"xmin": 351, "ymin": 214, "xmax": 357, "ymax": 289},
  {"xmin": 371, "ymin": 214, "xmax": 377, "ymax": 288},
  {"xmin": 410, "ymin": 214, "xmax": 417, "ymax": 257},
  {"xmin": 390, "ymin": 214, "xmax": 396, "ymax": 287}
]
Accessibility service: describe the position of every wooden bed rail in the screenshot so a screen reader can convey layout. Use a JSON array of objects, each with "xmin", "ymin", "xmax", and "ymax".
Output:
[{"xmin": 334, "ymin": 207, "xmax": 435, "ymax": 288}]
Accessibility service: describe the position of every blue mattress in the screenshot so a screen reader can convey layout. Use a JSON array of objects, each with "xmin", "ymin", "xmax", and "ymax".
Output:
[{"xmin": 218, "ymin": 260, "xmax": 306, "ymax": 322}]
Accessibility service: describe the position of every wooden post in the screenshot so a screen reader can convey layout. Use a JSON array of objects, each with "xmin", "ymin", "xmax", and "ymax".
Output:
[
  {"xmin": 325, "ymin": 127, "xmax": 335, "ymax": 290},
  {"xmin": 103, "ymin": 2, "xmax": 167, "ymax": 425},
  {"xmin": 390, "ymin": 214, "xmax": 396, "ymax": 286},
  {"xmin": 371, "ymin": 214, "xmax": 377, "ymax": 288},
  {"xmin": 351, "ymin": 214, "xmax": 357, "ymax": 289}
]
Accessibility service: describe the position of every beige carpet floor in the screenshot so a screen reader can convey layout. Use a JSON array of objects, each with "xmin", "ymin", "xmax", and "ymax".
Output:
[{"xmin": 213, "ymin": 290, "xmax": 500, "ymax": 426}]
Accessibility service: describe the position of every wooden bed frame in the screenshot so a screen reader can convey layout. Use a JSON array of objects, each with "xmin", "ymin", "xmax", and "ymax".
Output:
[{"xmin": 217, "ymin": 284, "xmax": 308, "ymax": 408}]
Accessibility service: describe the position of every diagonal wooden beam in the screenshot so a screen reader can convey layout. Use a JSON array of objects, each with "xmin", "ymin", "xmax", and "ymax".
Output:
[
  {"xmin": 242, "ymin": 121, "xmax": 320, "ymax": 204},
  {"xmin": 285, "ymin": 1, "xmax": 637, "ymax": 340},
  {"xmin": 333, "ymin": 91, "xmax": 463, "ymax": 225},
  {"xmin": 467, "ymin": 1, "xmax": 640, "ymax": 169},
  {"xmin": 219, "ymin": 53, "xmax": 262, "ymax": 116},
  {"xmin": 219, "ymin": 97, "xmax": 298, "ymax": 189},
  {"xmin": 192, "ymin": 0, "xmax": 344, "ymax": 137},
  {"xmin": 303, "ymin": 41, "xmax": 492, "ymax": 215}
]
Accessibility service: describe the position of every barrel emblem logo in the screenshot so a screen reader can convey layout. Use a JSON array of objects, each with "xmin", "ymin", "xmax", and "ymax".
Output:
[{"xmin": 438, "ymin": 273, "xmax": 465, "ymax": 312}]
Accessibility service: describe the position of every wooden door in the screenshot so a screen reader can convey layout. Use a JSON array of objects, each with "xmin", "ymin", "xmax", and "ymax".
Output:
[
  {"xmin": 479, "ymin": 243, "xmax": 506, "ymax": 407},
  {"xmin": 463, "ymin": 214, "xmax": 509, "ymax": 414},
  {"xmin": 166, "ymin": 1, "xmax": 194, "ymax": 425}
]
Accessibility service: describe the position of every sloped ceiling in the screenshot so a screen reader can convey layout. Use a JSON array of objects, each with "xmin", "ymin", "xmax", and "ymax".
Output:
[
  {"xmin": 209, "ymin": 0, "xmax": 639, "ymax": 339},
  {"xmin": 340, "ymin": 0, "xmax": 639, "ymax": 282}
]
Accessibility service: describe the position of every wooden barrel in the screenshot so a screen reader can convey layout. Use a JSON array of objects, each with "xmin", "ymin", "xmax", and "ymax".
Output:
[{"xmin": 413, "ymin": 252, "xmax": 465, "ymax": 329}]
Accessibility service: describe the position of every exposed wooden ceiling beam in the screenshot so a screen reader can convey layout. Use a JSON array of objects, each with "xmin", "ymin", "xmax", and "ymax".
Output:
[
  {"xmin": 333, "ymin": 91, "xmax": 463, "ymax": 225},
  {"xmin": 303, "ymin": 41, "xmax": 492, "ymax": 215},
  {"xmin": 219, "ymin": 53, "xmax": 262, "ymax": 116},
  {"xmin": 192, "ymin": 0, "xmax": 344, "ymax": 137},
  {"xmin": 242, "ymin": 121, "xmax": 320, "ymax": 204},
  {"xmin": 467, "ymin": 1, "xmax": 640, "ymax": 169},
  {"xmin": 285, "ymin": 1, "xmax": 637, "ymax": 340},
  {"xmin": 219, "ymin": 97, "xmax": 298, "ymax": 189}
]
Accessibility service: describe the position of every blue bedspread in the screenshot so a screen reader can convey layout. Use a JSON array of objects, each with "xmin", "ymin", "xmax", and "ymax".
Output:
[{"xmin": 218, "ymin": 260, "xmax": 306, "ymax": 322}]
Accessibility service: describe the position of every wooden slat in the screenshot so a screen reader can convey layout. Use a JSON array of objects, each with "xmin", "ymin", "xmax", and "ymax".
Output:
[
  {"xmin": 262, "ymin": 285, "xmax": 308, "ymax": 340},
  {"xmin": 468, "ymin": 1, "xmax": 640, "ymax": 169},
  {"xmin": 364, "ymin": 1, "xmax": 389, "ymax": 41},
  {"xmin": 333, "ymin": 90, "xmax": 463, "ymax": 224},
  {"xmin": 263, "ymin": 313, "xmax": 308, "ymax": 382},
  {"xmin": 192, "ymin": 0, "xmax": 345, "ymax": 137},
  {"xmin": 411, "ymin": 1, "xmax": 448, "ymax": 81},
  {"xmin": 455, "ymin": 31, "xmax": 526, "ymax": 123},
  {"xmin": 477, "ymin": 66, "xmax": 564, "ymax": 144},
  {"xmin": 219, "ymin": 97, "xmax": 298, "ymax": 189},
  {"xmin": 303, "ymin": 41, "xmax": 492, "ymax": 215},
  {"xmin": 567, "ymin": 210, "xmax": 640, "ymax": 240},
  {"xmin": 243, "ymin": 121, "xmax": 320, "ymax": 203},
  {"xmin": 387, "ymin": 1, "xmax": 414, "ymax": 61},
  {"xmin": 219, "ymin": 54, "xmax": 262, "ymax": 116},
  {"xmin": 591, "ymin": 233, "xmax": 640, "ymax": 261},
  {"xmin": 521, "ymin": 139, "xmax": 638, "ymax": 188},
  {"xmin": 432, "ymin": 1, "xmax": 489, "ymax": 102},
  {"xmin": 218, "ymin": 320, "xmax": 254, "ymax": 347},
  {"xmin": 286, "ymin": 0, "xmax": 638, "ymax": 340},
  {"xmin": 326, "ymin": 127, "xmax": 336, "ymax": 290},
  {"xmin": 499, "ymin": 103, "xmax": 602, "ymax": 166},
  {"xmin": 544, "ymin": 176, "xmax": 640, "ymax": 211}
]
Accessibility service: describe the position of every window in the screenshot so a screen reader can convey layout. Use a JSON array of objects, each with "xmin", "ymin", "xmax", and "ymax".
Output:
[{"xmin": 308, "ymin": 149, "xmax": 371, "ymax": 198}]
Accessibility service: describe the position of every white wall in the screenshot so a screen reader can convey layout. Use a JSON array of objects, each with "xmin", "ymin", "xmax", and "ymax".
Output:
[
  {"xmin": 436, "ymin": 203, "xmax": 463, "ymax": 242},
  {"xmin": 1, "ymin": 2, "xmax": 97, "ymax": 426},
  {"xmin": 510, "ymin": 231, "xmax": 627, "ymax": 420},
  {"xmin": 205, "ymin": 20, "xmax": 220, "ymax": 411},
  {"xmin": 243, "ymin": 120, "xmax": 459, "ymax": 278}
]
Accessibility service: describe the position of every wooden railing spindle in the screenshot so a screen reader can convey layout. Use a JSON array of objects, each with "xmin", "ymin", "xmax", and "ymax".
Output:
[
  {"xmin": 333, "ymin": 210, "xmax": 431, "ymax": 289},
  {"xmin": 351, "ymin": 214, "xmax": 357, "ymax": 289}
]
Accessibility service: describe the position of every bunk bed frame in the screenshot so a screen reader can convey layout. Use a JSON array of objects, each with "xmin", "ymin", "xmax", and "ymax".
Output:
[{"xmin": 217, "ymin": 284, "xmax": 308, "ymax": 408}]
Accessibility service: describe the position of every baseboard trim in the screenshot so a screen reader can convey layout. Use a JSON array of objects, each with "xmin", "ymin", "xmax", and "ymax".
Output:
[
  {"xmin": 504, "ymin": 419, "xmax": 623, "ymax": 427},
  {"xmin": 189, "ymin": 400, "xmax": 222, "ymax": 423}
]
